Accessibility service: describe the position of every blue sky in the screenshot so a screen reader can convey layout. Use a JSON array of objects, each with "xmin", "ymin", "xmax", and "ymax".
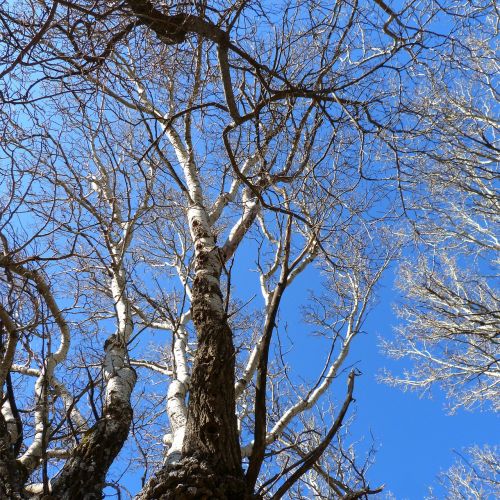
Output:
[
  {"xmin": 354, "ymin": 279, "xmax": 498, "ymax": 498},
  {"xmin": 282, "ymin": 265, "xmax": 498, "ymax": 498}
]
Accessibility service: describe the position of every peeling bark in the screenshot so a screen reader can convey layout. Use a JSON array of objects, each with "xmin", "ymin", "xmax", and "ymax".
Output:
[
  {"xmin": 139, "ymin": 205, "xmax": 249, "ymax": 499},
  {"xmin": 47, "ymin": 336, "xmax": 136, "ymax": 500}
]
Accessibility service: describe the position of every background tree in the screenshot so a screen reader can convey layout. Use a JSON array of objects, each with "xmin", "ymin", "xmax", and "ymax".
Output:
[
  {"xmin": 380, "ymin": 4, "xmax": 499, "ymax": 495},
  {"xmin": 382, "ymin": 0, "xmax": 499, "ymax": 412},
  {"xmin": 427, "ymin": 446, "xmax": 500, "ymax": 499}
]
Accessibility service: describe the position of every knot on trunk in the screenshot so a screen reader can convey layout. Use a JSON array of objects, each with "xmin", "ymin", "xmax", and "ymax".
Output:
[{"xmin": 104, "ymin": 333, "xmax": 125, "ymax": 351}]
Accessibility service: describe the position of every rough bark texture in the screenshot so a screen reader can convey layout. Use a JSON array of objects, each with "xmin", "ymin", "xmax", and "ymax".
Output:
[
  {"xmin": 139, "ymin": 209, "xmax": 249, "ymax": 498},
  {"xmin": 47, "ymin": 412, "xmax": 132, "ymax": 499},
  {"xmin": 0, "ymin": 412, "xmax": 26, "ymax": 499},
  {"xmin": 184, "ymin": 248, "xmax": 241, "ymax": 471},
  {"xmin": 138, "ymin": 453, "xmax": 252, "ymax": 499},
  {"xmin": 47, "ymin": 338, "xmax": 136, "ymax": 500}
]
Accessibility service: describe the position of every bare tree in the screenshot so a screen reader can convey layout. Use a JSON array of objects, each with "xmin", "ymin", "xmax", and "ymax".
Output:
[
  {"xmin": 427, "ymin": 446, "xmax": 500, "ymax": 499},
  {"xmin": 382, "ymin": 1, "xmax": 499, "ymax": 413},
  {"xmin": 2, "ymin": 0, "xmax": 491, "ymax": 499}
]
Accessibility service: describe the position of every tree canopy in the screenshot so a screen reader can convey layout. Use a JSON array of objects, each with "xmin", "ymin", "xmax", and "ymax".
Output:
[{"xmin": 0, "ymin": 0, "xmax": 497, "ymax": 498}]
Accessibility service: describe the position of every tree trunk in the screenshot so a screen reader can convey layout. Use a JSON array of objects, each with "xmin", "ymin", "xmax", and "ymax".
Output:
[
  {"xmin": 0, "ymin": 411, "xmax": 25, "ymax": 499},
  {"xmin": 139, "ymin": 207, "xmax": 249, "ymax": 499},
  {"xmin": 48, "ymin": 336, "xmax": 136, "ymax": 499}
]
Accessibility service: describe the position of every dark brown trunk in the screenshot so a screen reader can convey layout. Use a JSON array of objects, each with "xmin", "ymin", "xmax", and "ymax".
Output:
[
  {"xmin": 47, "ymin": 338, "xmax": 136, "ymax": 500},
  {"xmin": 184, "ymin": 247, "xmax": 241, "ymax": 472},
  {"xmin": 0, "ymin": 412, "xmax": 26, "ymax": 499},
  {"xmin": 138, "ymin": 247, "xmax": 249, "ymax": 499},
  {"xmin": 47, "ymin": 405, "xmax": 133, "ymax": 500}
]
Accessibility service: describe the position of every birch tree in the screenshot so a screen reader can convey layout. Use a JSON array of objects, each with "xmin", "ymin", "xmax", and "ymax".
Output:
[
  {"xmin": 427, "ymin": 446, "xmax": 500, "ymax": 499},
  {"xmin": 0, "ymin": 0, "xmax": 474, "ymax": 498}
]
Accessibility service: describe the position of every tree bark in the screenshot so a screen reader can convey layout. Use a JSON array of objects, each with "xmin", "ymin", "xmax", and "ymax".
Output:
[
  {"xmin": 47, "ymin": 336, "xmax": 136, "ymax": 499},
  {"xmin": 139, "ymin": 206, "xmax": 249, "ymax": 499},
  {"xmin": 0, "ymin": 411, "xmax": 26, "ymax": 499}
]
